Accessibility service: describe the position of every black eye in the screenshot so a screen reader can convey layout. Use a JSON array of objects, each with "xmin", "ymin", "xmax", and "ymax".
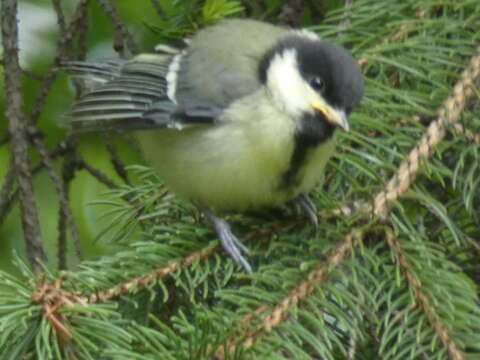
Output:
[{"xmin": 309, "ymin": 76, "xmax": 325, "ymax": 92}]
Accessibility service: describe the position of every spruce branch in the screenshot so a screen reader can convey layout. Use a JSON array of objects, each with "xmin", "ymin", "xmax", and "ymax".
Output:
[
  {"xmin": 211, "ymin": 5, "xmax": 480, "ymax": 357},
  {"xmin": 87, "ymin": 245, "xmax": 217, "ymax": 303},
  {"xmin": 385, "ymin": 228, "xmax": 465, "ymax": 360},
  {"xmin": 374, "ymin": 45, "xmax": 480, "ymax": 220},
  {"xmin": 31, "ymin": 275, "xmax": 88, "ymax": 342},
  {"xmin": 218, "ymin": 230, "xmax": 363, "ymax": 356},
  {"xmin": 1, "ymin": 0, "xmax": 480, "ymax": 358},
  {"xmin": 450, "ymin": 122, "xmax": 480, "ymax": 145},
  {"xmin": 320, "ymin": 44, "xmax": 480, "ymax": 223}
]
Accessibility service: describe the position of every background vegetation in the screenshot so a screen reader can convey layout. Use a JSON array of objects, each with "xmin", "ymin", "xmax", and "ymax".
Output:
[{"xmin": 0, "ymin": 0, "xmax": 479, "ymax": 359}]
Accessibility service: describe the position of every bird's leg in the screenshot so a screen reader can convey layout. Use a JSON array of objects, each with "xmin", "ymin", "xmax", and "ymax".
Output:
[
  {"xmin": 291, "ymin": 193, "xmax": 319, "ymax": 228},
  {"xmin": 202, "ymin": 208, "xmax": 252, "ymax": 273}
]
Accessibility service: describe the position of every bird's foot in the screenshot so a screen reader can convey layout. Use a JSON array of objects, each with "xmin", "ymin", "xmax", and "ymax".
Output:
[
  {"xmin": 291, "ymin": 193, "xmax": 319, "ymax": 228},
  {"xmin": 203, "ymin": 208, "xmax": 252, "ymax": 273}
]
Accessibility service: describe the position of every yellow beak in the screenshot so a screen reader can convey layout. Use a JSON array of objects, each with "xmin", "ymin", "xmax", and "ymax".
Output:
[{"xmin": 311, "ymin": 101, "xmax": 349, "ymax": 131}]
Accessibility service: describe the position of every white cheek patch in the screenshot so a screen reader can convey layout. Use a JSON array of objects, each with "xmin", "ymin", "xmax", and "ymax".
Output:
[{"xmin": 266, "ymin": 49, "xmax": 318, "ymax": 117}]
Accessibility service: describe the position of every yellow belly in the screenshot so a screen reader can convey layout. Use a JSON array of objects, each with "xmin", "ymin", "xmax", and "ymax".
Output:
[{"xmin": 136, "ymin": 122, "xmax": 335, "ymax": 212}]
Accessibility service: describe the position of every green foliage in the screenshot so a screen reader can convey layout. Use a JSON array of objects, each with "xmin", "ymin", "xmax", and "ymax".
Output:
[
  {"xmin": 202, "ymin": 0, "xmax": 244, "ymax": 24},
  {"xmin": 143, "ymin": 0, "xmax": 244, "ymax": 41},
  {"xmin": 1, "ymin": 0, "xmax": 480, "ymax": 359}
]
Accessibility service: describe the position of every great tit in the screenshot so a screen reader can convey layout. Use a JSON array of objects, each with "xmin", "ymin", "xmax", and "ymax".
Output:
[{"xmin": 65, "ymin": 19, "xmax": 364, "ymax": 273}]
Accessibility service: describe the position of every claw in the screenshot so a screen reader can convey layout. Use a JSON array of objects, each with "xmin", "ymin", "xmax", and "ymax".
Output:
[
  {"xmin": 291, "ymin": 194, "xmax": 319, "ymax": 228},
  {"xmin": 203, "ymin": 208, "xmax": 252, "ymax": 273}
]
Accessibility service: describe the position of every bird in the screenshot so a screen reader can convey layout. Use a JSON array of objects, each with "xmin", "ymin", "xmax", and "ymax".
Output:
[{"xmin": 64, "ymin": 19, "xmax": 364, "ymax": 273}]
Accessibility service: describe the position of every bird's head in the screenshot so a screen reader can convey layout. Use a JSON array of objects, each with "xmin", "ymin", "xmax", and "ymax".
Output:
[{"xmin": 259, "ymin": 31, "xmax": 364, "ymax": 135}]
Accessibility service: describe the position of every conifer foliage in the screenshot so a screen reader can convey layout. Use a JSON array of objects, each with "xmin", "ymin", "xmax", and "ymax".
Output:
[{"xmin": 0, "ymin": 0, "xmax": 479, "ymax": 359}]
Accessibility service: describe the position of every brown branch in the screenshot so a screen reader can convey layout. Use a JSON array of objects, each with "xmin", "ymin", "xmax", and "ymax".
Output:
[
  {"xmin": 75, "ymin": 157, "xmax": 120, "ymax": 189},
  {"xmin": 149, "ymin": 0, "xmax": 166, "ymax": 19},
  {"xmin": 0, "ymin": 141, "xmax": 73, "ymax": 227},
  {"xmin": 385, "ymin": 228, "xmax": 465, "ymax": 360},
  {"xmin": 9, "ymin": 2, "xmax": 478, "ymax": 356},
  {"xmin": 218, "ymin": 230, "xmax": 363, "ymax": 356},
  {"xmin": 451, "ymin": 122, "xmax": 480, "ymax": 145},
  {"xmin": 318, "ymin": 200, "xmax": 372, "ymax": 220},
  {"xmin": 30, "ymin": 245, "xmax": 217, "ymax": 341},
  {"xmin": 2, "ymin": 0, "xmax": 47, "ymax": 273},
  {"xmin": 3, "ymin": 59, "xmax": 46, "ymax": 81},
  {"xmin": 347, "ymin": 330, "xmax": 357, "ymax": 360},
  {"xmin": 0, "ymin": 161, "xmax": 17, "ymax": 226},
  {"xmin": 0, "ymin": 57, "xmax": 45, "ymax": 82},
  {"xmin": 29, "ymin": 133, "xmax": 83, "ymax": 268},
  {"xmin": 56, "ymin": 142, "xmax": 76, "ymax": 271},
  {"xmin": 66, "ymin": 0, "xmax": 91, "ymax": 41},
  {"xmin": 23, "ymin": 69, "xmax": 46, "ymax": 82},
  {"xmin": 76, "ymin": 8, "xmax": 90, "ymax": 61},
  {"xmin": 229, "ymin": 29, "xmax": 480, "ymax": 359},
  {"xmin": 57, "ymin": 140, "xmax": 82, "ymax": 270},
  {"xmin": 324, "ymin": 51, "xmax": 480, "ymax": 223},
  {"xmin": 31, "ymin": 275, "xmax": 88, "ymax": 342},
  {"xmin": 27, "ymin": 69, "xmax": 57, "ymax": 129},
  {"xmin": 103, "ymin": 134, "xmax": 131, "ymax": 185},
  {"xmin": 373, "ymin": 46, "xmax": 480, "ymax": 220},
  {"xmin": 97, "ymin": 0, "xmax": 139, "ymax": 56},
  {"xmin": 51, "ymin": 0, "xmax": 67, "ymax": 34},
  {"xmin": 0, "ymin": 134, "xmax": 9, "ymax": 147},
  {"xmin": 28, "ymin": 0, "xmax": 90, "ymax": 127},
  {"xmin": 217, "ymin": 42, "xmax": 480, "ymax": 347},
  {"xmin": 88, "ymin": 245, "xmax": 218, "ymax": 303},
  {"xmin": 32, "ymin": 218, "xmax": 305, "ymax": 310}
]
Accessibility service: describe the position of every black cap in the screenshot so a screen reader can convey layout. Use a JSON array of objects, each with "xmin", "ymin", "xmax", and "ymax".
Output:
[{"xmin": 258, "ymin": 35, "xmax": 364, "ymax": 114}]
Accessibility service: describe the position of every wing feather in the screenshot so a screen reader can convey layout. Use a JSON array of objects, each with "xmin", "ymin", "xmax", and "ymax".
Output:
[{"xmin": 64, "ymin": 50, "xmax": 222, "ymax": 131}]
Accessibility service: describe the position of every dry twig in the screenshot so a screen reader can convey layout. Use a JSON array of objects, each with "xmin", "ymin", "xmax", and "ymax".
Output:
[
  {"xmin": 2, "ymin": 0, "xmax": 47, "ymax": 273},
  {"xmin": 97, "ymin": 0, "xmax": 139, "ymax": 55}
]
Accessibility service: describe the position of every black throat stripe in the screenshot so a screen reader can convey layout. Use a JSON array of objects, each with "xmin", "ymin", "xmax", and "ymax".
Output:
[{"xmin": 281, "ymin": 112, "xmax": 335, "ymax": 189}]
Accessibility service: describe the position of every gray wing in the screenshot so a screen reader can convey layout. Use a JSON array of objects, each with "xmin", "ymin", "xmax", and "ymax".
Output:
[
  {"xmin": 63, "ymin": 52, "xmax": 222, "ymax": 132},
  {"xmin": 171, "ymin": 19, "xmax": 288, "ymax": 108},
  {"xmin": 64, "ymin": 20, "xmax": 287, "ymax": 132}
]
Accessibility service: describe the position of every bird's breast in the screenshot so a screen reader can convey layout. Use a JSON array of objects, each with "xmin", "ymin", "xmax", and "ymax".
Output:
[
  {"xmin": 281, "ymin": 138, "xmax": 336, "ymax": 199},
  {"xmin": 281, "ymin": 112, "xmax": 336, "ymax": 193},
  {"xmin": 136, "ymin": 95, "xmax": 336, "ymax": 212}
]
